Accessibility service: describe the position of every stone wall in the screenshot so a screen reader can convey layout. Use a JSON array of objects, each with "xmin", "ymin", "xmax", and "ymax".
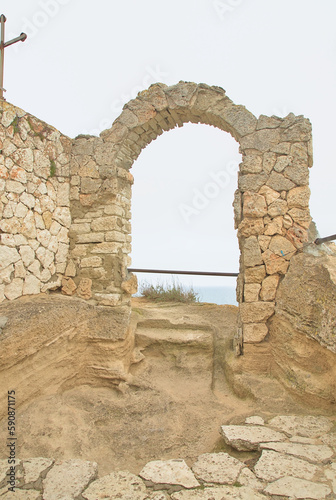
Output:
[
  {"xmin": 0, "ymin": 82, "xmax": 315, "ymax": 353},
  {"xmin": 0, "ymin": 101, "xmax": 72, "ymax": 300}
]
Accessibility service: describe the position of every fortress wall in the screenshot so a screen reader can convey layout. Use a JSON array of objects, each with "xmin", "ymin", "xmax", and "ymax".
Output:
[{"xmin": 0, "ymin": 101, "xmax": 72, "ymax": 301}]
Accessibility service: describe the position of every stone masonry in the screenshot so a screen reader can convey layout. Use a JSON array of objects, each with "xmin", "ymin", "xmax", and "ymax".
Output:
[{"xmin": 0, "ymin": 82, "xmax": 314, "ymax": 352}]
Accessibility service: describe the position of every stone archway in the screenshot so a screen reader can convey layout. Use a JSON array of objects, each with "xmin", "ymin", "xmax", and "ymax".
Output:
[{"xmin": 68, "ymin": 82, "xmax": 313, "ymax": 353}]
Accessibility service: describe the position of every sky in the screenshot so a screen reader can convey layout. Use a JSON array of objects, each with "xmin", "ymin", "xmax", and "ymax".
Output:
[{"xmin": 1, "ymin": 0, "xmax": 336, "ymax": 290}]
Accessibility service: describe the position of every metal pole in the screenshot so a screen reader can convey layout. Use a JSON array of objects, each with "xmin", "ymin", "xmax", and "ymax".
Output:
[
  {"xmin": 128, "ymin": 268, "xmax": 239, "ymax": 277},
  {"xmin": 0, "ymin": 15, "xmax": 6, "ymax": 100},
  {"xmin": 314, "ymin": 234, "xmax": 336, "ymax": 245}
]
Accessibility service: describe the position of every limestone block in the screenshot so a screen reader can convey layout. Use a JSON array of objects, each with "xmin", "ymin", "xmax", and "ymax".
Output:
[
  {"xmin": 39, "ymin": 195, "xmax": 55, "ymax": 213},
  {"xmin": 121, "ymin": 274, "xmax": 138, "ymax": 295},
  {"xmin": 80, "ymin": 256, "xmax": 102, "ymax": 268},
  {"xmin": 264, "ymin": 476, "xmax": 331, "ymax": 499},
  {"xmin": 43, "ymin": 459, "xmax": 98, "ymax": 500},
  {"xmin": 259, "ymin": 186, "xmax": 280, "ymax": 205},
  {"xmin": 287, "ymin": 208, "xmax": 311, "ymax": 228},
  {"xmin": 57, "ymin": 227, "xmax": 69, "ymax": 244},
  {"xmin": 281, "ymin": 119, "xmax": 312, "ymax": 142},
  {"xmin": 23, "ymin": 274, "xmax": 41, "ymax": 295},
  {"xmin": 14, "ymin": 260, "xmax": 26, "ymax": 279},
  {"xmin": 238, "ymin": 218, "xmax": 264, "ymax": 238},
  {"xmin": 244, "ymin": 283, "xmax": 260, "ymax": 302},
  {"xmin": 243, "ymin": 323, "xmax": 268, "ymax": 343},
  {"xmin": 238, "ymin": 173, "xmax": 268, "ymax": 192},
  {"xmin": 0, "ymin": 246, "xmax": 20, "ymax": 271},
  {"xmin": 82, "ymin": 471, "xmax": 147, "ymax": 500},
  {"xmin": 37, "ymin": 229, "xmax": 51, "ymax": 248},
  {"xmin": 269, "ymin": 235, "xmax": 296, "ymax": 260},
  {"xmin": 95, "ymin": 293, "xmax": 121, "ymax": 306},
  {"xmin": 262, "ymin": 249, "xmax": 289, "ymax": 275},
  {"xmin": 70, "ymin": 223, "xmax": 91, "ymax": 234},
  {"xmin": 254, "ymin": 450, "xmax": 319, "ymax": 482},
  {"xmin": 267, "ymin": 199, "xmax": 288, "ymax": 217},
  {"xmin": 53, "ymin": 207, "xmax": 71, "ymax": 228},
  {"xmin": 105, "ymin": 230, "xmax": 127, "ymax": 242},
  {"xmin": 245, "ymin": 416, "xmax": 265, "ymax": 425},
  {"xmin": 239, "ymin": 302, "xmax": 275, "ymax": 323},
  {"xmin": 287, "ymin": 185, "xmax": 310, "ymax": 208},
  {"xmin": 266, "ymin": 172, "xmax": 295, "ymax": 192},
  {"xmin": 1, "ymin": 489, "xmax": 41, "ymax": 499},
  {"xmin": 262, "ymin": 151, "xmax": 277, "ymax": 173},
  {"xmin": 4, "ymin": 278, "xmax": 23, "ymax": 300},
  {"xmin": 244, "ymin": 265, "xmax": 266, "ymax": 284},
  {"xmin": 240, "ymin": 155, "xmax": 262, "ymax": 174},
  {"xmin": 243, "ymin": 192, "xmax": 267, "ymax": 218},
  {"xmin": 268, "ymin": 415, "xmax": 333, "ymax": 438},
  {"xmin": 21, "ymin": 211, "xmax": 36, "ymax": 239},
  {"xmin": 48, "ymin": 235, "xmax": 58, "ymax": 253},
  {"xmin": 171, "ymin": 486, "xmax": 268, "ymax": 499},
  {"xmin": 287, "ymin": 223, "xmax": 308, "ymax": 249},
  {"xmin": 243, "ymin": 236, "xmax": 263, "ymax": 267},
  {"xmin": 260, "ymin": 275, "xmax": 280, "ymax": 301},
  {"xmin": 6, "ymin": 180, "xmax": 25, "ymax": 194},
  {"xmin": 36, "ymin": 247, "xmax": 54, "ymax": 269},
  {"xmin": 34, "ymin": 149, "xmax": 50, "ymax": 179},
  {"xmin": 258, "ymin": 235, "xmax": 271, "ymax": 251},
  {"xmin": 220, "ymin": 425, "xmax": 286, "ymax": 451},
  {"xmin": 93, "ymin": 242, "xmax": 123, "ymax": 254},
  {"xmin": 61, "ymin": 277, "xmax": 77, "ymax": 295},
  {"xmin": 284, "ymin": 163, "xmax": 309, "ymax": 186},
  {"xmin": 77, "ymin": 278, "xmax": 92, "ymax": 299},
  {"xmin": 324, "ymin": 463, "xmax": 336, "ymax": 495},
  {"xmin": 139, "ymin": 459, "xmax": 199, "ymax": 489},
  {"xmin": 264, "ymin": 216, "xmax": 283, "ymax": 236},
  {"xmin": 55, "ymin": 243, "xmax": 69, "ymax": 264},
  {"xmin": 274, "ymin": 155, "xmax": 291, "ymax": 172},
  {"xmin": 78, "ymin": 161, "xmax": 100, "ymax": 178},
  {"xmin": 34, "ymin": 212, "xmax": 45, "ymax": 230},
  {"xmin": 259, "ymin": 442, "xmax": 334, "ymax": 463},
  {"xmin": 76, "ymin": 232, "xmax": 104, "ymax": 244},
  {"xmin": 56, "ymin": 182, "xmax": 70, "ymax": 207},
  {"xmin": 91, "ymin": 216, "xmax": 121, "ymax": 232},
  {"xmin": 240, "ymin": 128, "xmax": 281, "ymax": 152},
  {"xmin": 0, "ymin": 264, "xmax": 14, "ymax": 284},
  {"xmin": 20, "ymin": 192, "xmax": 35, "ymax": 208},
  {"xmin": 191, "ymin": 452, "xmax": 244, "ymax": 484}
]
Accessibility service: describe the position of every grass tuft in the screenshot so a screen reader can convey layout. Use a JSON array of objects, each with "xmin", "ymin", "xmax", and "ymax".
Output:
[{"xmin": 139, "ymin": 279, "xmax": 199, "ymax": 304}]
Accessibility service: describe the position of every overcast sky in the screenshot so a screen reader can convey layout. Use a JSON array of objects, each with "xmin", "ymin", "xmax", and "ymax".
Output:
[{"xmin": 2, "ymin": 0, "xmax": 336, "ymax": 289}]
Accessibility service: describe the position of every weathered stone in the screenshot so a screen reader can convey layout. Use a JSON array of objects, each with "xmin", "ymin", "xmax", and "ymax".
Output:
[
  {"xmin": 6, "ymin": 179, "xmax": 25, "ymax": 194},
  {"xmin": 258, "ymin": 235, "xmax": 271, "ymax": 251},
  {"xmin": 266, "ymin": 172, "xmax": 295, "ymax": 192},
  {"xmin": 274, "ymin": 155, "xmax": 291, "ymax": 172},
  {"xmin": 61, "ymin": 277, "xmax": 77, "ymax": 295},
  {"xmin": 77, "ymin": 278, "xmax": 92, "ymax": 299},
  {"xmin": 287, "ymin": 207, "xmax": 311, "ymax": 228},
  {"xmin": 238, "ymin": 218, "xmax": 264, "ymax": 237},
  {"xmin": 259, "ymin": 185, "xmax": 280, "ymax": 205},
  {"xmin": 284, "ymin": 163, "xmax": 309, "ymax": 186},
  {"xmin": 262, "ymin": 249, "xmax": 289, "ymax": 275},
  {"xmin": 171, "ymin": 486, "xmax": 268, "ymax": 499},
  {"xmin": 243, "ymin": 236, "xmax": 263, "ymax": 267},
  {"xmin": 240, "ymin": 155, "xmax": 262, "ymax": 173},
  {"xmin": 82, "ymin": 471, "xmax": 147, "ymax": 500},
  {"xmin": 22, "ymin": 457, "xmax": 54, "ymax": 483},
  {"xmin": 238, "ymin": 173, "xmax": 268, "ymax": 192},
  {"xmin": 266, "ymin": 476, "xmax": 330, "ymax": 499},
  {"xmin": 268, "ymin": 415, "xmax": 333, "ymax": 438},
  {"xmin": 263, "ymin": 152, "xmax": 277, "ymax": 173},
  {"xmin": 287, "ymin": 185, "xmax": 310, "ymax": 209},
  {"xmin": 1, "ymin": 489, "xmax": 41, "ymax": 499},
  {"xmin": 244, "ymin": 283, "xmax": 260, "ymax": 302},
  {"xmin": 0, "ymin": 216, "xmax": 21, "ymax": 234},
  {"xmin": 220, "ymin": 425, "xmax": 286, "ymax": 451},
  {"xmin": 324, "ymin": 462, "xmax": 336, "ymax": 495},
  {"xmin": 139, "ymin": 459, "xmax": 200, "ymax": 489},
  {"xmin": 4, "ymin": 278, "xmax": 23, "ymax": 300},
  {"xmin": 243, "ymin": 192, "xmax": 267, "ymax": 218},
  {"xmin": 267, "ymin": 199, "xmax": 288, "ymax": 217},
  {"xmin": 43, "ymin": 459, "xmax": 98, "ymax": 500},
  {"xmin": 121, "ymin": 274, "xmax": 138, "ymax": 295},
  {"xmin": 240, "ymin": 128, "xmax": 280, "ymax": 152},
  {"xmin": 53, "ymin": 207, "xmax": 71, "ymax": 228},
  {"xmin": 321, "ymin": 433, "xmax": 336, "ymax": 452},
  {"xmin": 243, "ymin": 323, "xmax": 268, "ymax": 343},
  {"xmin": 254, "ymin": 450, "xmax": 319, "ymax": 482},
  {"xmin": 269, "ymin": 235, "xmax": 296, "ymax": 260},
  {"xmin": 238, "ymin": 467, "xmax": 265, "ymax": 491},
  {"xmin": 244, "ymin": 265, "xmax": 266, "ymax": 284},
  {"xmin": 0, "ymin": 246, "xmax": 20, "ymax": 271},
  {"xmin": 192, "ymin": 453, "xmax": 244, "ymax": 485},
  {"xmin": 281, "ymin": 119, "xmax": 312, "ymax": 142},
  {"xmin": 240, "ymin": 302, "xmax": 275, "ymax": 323},
  {"xmin": 260, "ymin": 274, "xmax": 280, "ymax": 301},
  {"xmin": 259, "ymin": 441, "xmax": 334, "ymax": 463},
  {"xmin": 23, "ymin": 274, "xmax": 41, "ymax": 295}
]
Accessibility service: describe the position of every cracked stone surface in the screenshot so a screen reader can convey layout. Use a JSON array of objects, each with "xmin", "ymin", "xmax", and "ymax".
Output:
[
  {"xmin": 139, "ymin": 460, "xmax": 200, "ymax": 489},
  {"xmin": 220, "ymin": 424, "xmax": 287, "ymax": 450},
  {"xmin": 191, "ymin": 452, "xmax": 244, "ymax": 484},
  {"xmin": 264, "ymin": 476, "xmax": 331, "ymax": 499}
]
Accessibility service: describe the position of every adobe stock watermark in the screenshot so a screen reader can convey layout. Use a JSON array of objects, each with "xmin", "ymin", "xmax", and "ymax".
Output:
[
  {"xmin": 179, "ymin": 160, "xmax": 238, "ymax": 224},
  {"xmin": 213, "ymin": 0, "xmax": 244, "ymax": 20},
  {"xmin": 81, "ymin": 65, "xmax": 169, "ymax": 136},
  {"xmin": 7, "ymin": 0, "xmax": 72, "ymax": 51}
]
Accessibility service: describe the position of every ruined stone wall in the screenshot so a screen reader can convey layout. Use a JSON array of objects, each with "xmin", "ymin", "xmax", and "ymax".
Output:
[
  {"xmin": 0, "ymin": 82, "xmax": 315, "ymax": 353},
  {"xmin": 0, "ymin": 101, "xmax": 72, "ymax": 301}
]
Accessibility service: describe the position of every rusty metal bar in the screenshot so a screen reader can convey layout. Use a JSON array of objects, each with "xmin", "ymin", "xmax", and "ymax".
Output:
[
  {"xmin": 128, "ymin": 268, "xmax": 239, "ymax": 277},
  {"xmin": 314, "ymin": 234, "xmax": 336, "ymax": 245},
  {"xmin": 4, "ymin": 32, "xmax": 27, "ymax": 48}
]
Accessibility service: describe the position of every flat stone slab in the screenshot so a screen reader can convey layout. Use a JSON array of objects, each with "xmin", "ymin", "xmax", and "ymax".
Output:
[
  {"xmin": 324, "ymin": 462, "xmax": 336, "ymax": 495},
  {"xmin": 264, "ymin": 476, "xmax": 331, "ymax": 499},
  {"xmin": 0, "ymin": 459, "xmax": 9, "ymax": 483},
  {"xmin": 139, "ymin": 460, "xmax": 199, "ymax": 489},
  {"xmin": 321, "ymin": 432, "xmax": 336, "ymax": 452},
  {"xmin": 43, "ymin": 459, "xmax": 98, "ymax": 500},
  {"xmin": 22, "ymin": 457, "xmax": 54, "ymax": 483},
  {"xmin": 220, "ymin": 425, "xmax": 286, "ymax": 450},
  {"xmin": 171, "ymin": 485, "xmax": 268, "ymax": 499},
  {"xmin": 254, "ymin": 449, "xmax": 319, "ymax": 482},
  {"xmin": 260, "ymin": 441, "xmax": 334, "ymax": 463},
  {"xmin": 237, "ymin": 467, "xmax": 265, "ymax": 491},
  {"xmin": 82, "ymin": 471, "xmax": 147, "ymax": 500},
  {"xmin": 191, "ymin": 452, "xmax": 244, "ymax": 484},
  {"xmin": 268, "ymin": 415, "xmax": 333, "ymax": 437}
]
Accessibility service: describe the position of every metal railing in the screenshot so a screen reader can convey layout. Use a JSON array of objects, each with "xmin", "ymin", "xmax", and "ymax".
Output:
[{"xmin": 128, "ymin": 268, "xmax": 238, "ymax": 277}]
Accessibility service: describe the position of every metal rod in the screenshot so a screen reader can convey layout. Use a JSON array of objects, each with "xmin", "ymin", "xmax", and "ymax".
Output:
[
  {"xmin": 128, "ymin": 268, "xmax": 239, "ymax": 277},
  {"xmin": 0, "ymin": 15, "xmax": 5, "ymax": 99},
  {"xmin": 4, "ymin": 32, "xmax": 27, "ymax": 48},
  {"xmin": 314, "ymin": 234, "xmax": 336, "ymax": 245}
]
